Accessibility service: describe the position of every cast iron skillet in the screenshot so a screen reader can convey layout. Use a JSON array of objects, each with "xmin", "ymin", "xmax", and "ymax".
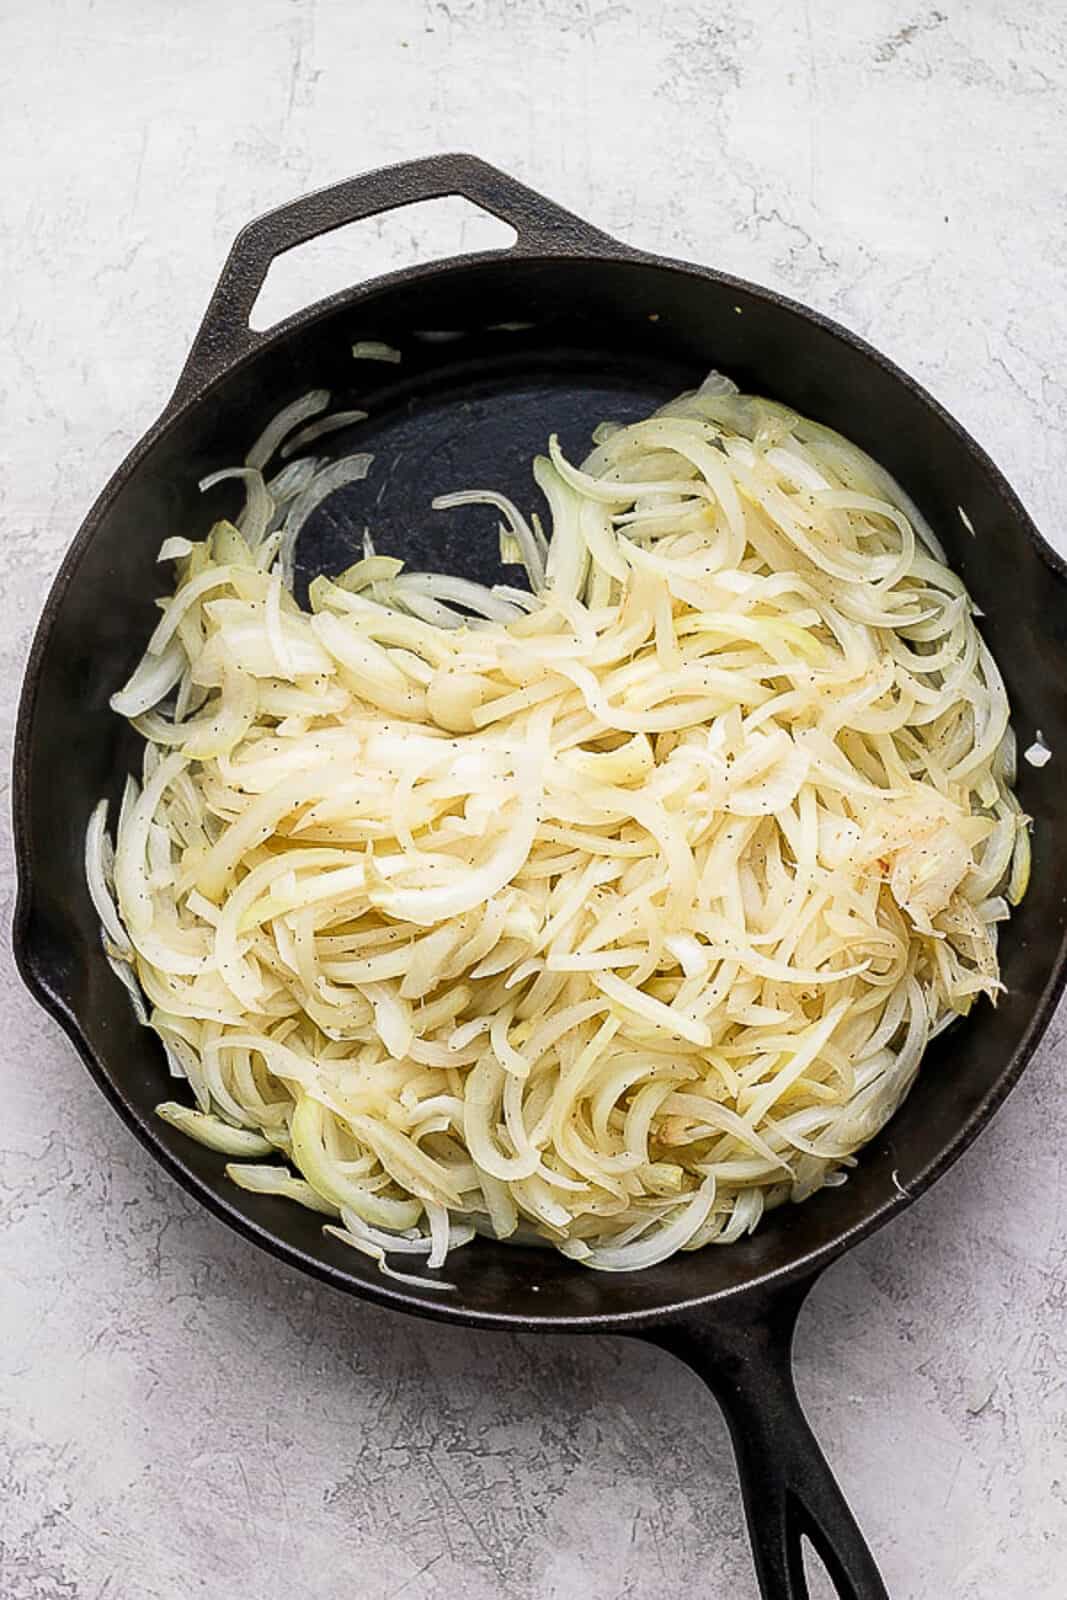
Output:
[{"xmin": 13, "ymin": 155, "xmax": 1067, "ymax": 1599}]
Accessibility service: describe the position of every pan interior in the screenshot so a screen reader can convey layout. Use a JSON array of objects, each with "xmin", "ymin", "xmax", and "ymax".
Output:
[
  {"xmin": 289, "ymin": 356, "xmax": 688, "ymax": 602},
  {"xmin": 16, "ymin": 253, "xmax": 1067, "ymax": 1326}
]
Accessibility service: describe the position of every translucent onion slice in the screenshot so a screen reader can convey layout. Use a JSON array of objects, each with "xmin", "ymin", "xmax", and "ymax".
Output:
[{"xmin": 86, "ymin": 369, "xmax": 1026, "ymax": 1278}]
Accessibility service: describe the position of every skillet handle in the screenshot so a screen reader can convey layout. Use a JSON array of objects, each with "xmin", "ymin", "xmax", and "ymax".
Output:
[
  {"xmin": 646, "ymin": 1278, "xmax": 888, "ymax": 1600},
  {"xmin": 170, "ymin": 153, "xmax": 632, "ymax": 408}
]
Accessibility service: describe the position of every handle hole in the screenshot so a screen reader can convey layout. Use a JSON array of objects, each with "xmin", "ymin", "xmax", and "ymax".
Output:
[
  {"xmin": 803, "ymin": 1536, "xmax": 840, "ymax": 1599},
  {"xmin": 249, "ymin": 197, "xmax": 518, "ymax": 331}
]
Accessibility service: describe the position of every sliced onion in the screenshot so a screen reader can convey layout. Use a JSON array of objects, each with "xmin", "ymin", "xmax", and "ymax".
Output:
[
  {"xmin": 352, "ymin": 341, "xmax": 402, "ymax": 363},
  {"xmin": 281, "ymin": 410, "xmax": 370, "ymax": 459},
  {"xmin": 156, "ymin": 1101, "xmax": 274, "ymax": 1155},
  {"xmin": 246, "ymin": 390, "xmax": 330, "ymax": 471},
  {"xmin": 432, "ymin": 489, "xmax": 546, "ymax": 590},
  {"xmin": 573, "ymin": 1177, "xmax": 716, "ymax": 1271},
  {"xmin": 279, "ymin": 454, "xmax": 374, "ymax": 590},
  {"xmin": 111, "ymin": 637, "xmax": 186, "ymax": 718},
  {"xmin": 87, "ymin": 365, "xmax": 1024, "ymax": 1281}
]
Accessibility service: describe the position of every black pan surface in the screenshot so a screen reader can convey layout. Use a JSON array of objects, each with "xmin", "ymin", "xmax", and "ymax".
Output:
[{"xmin": 14, "ymin": 156, "xmax": 1067, "ymax": 1598}]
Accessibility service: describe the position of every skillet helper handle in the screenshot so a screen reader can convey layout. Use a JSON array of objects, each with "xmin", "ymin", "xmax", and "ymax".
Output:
[
  {"xmin": 170, "ymin": 153, "xmax": 630, "ymax": 407},
  {"xmin": 649, "ymin": 1280, "xmax": 888, "ymax": 1600}
]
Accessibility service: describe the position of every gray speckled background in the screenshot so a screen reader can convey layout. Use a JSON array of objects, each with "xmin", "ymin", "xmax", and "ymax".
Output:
[{"xmin": 3, "ymin": 3, "xmax": 1066, "ymax": 1597}]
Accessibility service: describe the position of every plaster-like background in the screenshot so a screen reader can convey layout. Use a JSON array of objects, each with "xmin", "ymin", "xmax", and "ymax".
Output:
[{"xmin": 2, "ymin": 3, "xmax": 1066, "ymax": 1596}]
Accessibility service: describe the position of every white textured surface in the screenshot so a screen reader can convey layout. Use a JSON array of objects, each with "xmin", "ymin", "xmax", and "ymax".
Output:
[{"xmin": 3, "ymin": 3, "xmax": 1066, "ymax": 1596}]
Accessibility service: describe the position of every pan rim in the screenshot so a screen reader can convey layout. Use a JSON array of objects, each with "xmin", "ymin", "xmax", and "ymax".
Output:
[{"xmin": 14, "ymin": 241, "xmax": 1067, "ymax": 1331}]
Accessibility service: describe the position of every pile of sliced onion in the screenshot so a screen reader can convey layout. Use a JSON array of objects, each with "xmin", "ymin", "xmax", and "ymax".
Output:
[{"xmin": 86, "ymin": 362, "xmax": 1031, "ymax": 1282}]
